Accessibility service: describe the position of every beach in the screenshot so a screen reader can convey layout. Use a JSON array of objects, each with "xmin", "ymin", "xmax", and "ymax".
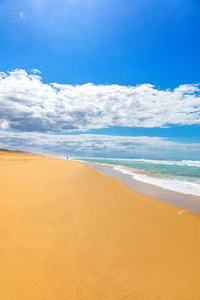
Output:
[
  {"xmin": 84, "ymin": 161, "xmax": 200, "ymax": 216},
  {"xmin": 0, "ymin": 150, "xmax": 200, "ymax": 300}
]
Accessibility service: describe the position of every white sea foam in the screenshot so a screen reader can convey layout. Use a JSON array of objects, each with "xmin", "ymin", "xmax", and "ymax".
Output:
[
  {"xmin": 112, "ymin": 158, "xmax": 200, "ymax": 167},
  {"xmin": 113, "ymin": 166, "xmax": 200, "ymax": 196},
  {"xmin": 73, "ymin": 157, "xmax": 200, "ymax": 167}
]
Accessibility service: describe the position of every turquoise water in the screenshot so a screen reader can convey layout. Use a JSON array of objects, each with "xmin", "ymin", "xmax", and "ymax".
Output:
[{"xmin": 73, "ymin": 158, "xmax": 200, "ymax": 196}]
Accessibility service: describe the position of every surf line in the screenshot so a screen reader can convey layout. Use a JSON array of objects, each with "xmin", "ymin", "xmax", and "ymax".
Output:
[{"xmin": 178, "ymin": 210, "xmax": 186, "ymax": 216}]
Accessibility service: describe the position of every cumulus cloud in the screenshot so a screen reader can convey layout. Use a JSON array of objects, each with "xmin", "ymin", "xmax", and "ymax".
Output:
[
  {"xmin": 0, "ymin": 69, "xmax": 199, "ymax": 133},
  {"xmin": 0, "ymin": 131, "xmax": 199, "ymax": 159}
]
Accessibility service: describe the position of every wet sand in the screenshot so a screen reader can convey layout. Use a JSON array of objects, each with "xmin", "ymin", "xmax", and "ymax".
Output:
[
  {"xmin": 86, "ymin": 162, "xmax": 200, "ymax": 216},
  {"xmin": 0, "ymin": 150, "xmax": 200, "ymax": 300}
]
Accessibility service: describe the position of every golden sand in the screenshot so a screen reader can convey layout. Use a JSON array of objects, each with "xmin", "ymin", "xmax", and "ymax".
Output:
[{"xmin": 0, "ymin": 150, "xmax": 200, "ymax": 299}]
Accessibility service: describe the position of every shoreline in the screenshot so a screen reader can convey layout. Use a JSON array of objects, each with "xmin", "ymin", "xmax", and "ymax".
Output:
[
  {"xmin": 1, "ymin": 150, "xmax": 200, "ymax": 299},
  {"xmin": 81, "ymin": 161, "xmax": 200, "ymax": 216}
]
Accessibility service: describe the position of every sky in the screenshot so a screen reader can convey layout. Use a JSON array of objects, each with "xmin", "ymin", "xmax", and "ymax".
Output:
[{"xmin": 0, "ymin": 0, "xmax": 199, "ymax": 159}]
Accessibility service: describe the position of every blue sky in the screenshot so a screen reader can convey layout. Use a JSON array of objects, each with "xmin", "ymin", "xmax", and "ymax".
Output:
[{"xmin": 0, "ymin": 0, "xmax": 199, "ymax": 159}]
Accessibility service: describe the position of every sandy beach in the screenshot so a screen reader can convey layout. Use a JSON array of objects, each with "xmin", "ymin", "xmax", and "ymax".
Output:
[
  {"xmin": 86, "ymin": 162, "xmax": 200, "ymax": 216},
  {"xmin": 0, "ymin": 150, "xmax": 200, "ymax": 300}
]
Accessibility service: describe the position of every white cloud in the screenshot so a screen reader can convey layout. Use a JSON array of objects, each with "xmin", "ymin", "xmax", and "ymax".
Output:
[
  {"xmin": 0, "ymin": 131, "xmax": 199, "ymax": 159},
  {"xmin": 0, "ymin": 69, "xmax": 199, "ymax": 133},
  {"xmin": 19, "ymin": 12, "xmax": 24, "ymax": 18},
  {"xmin": 31, "ymin": 68, "xmax": 41, "ymax": 74}
]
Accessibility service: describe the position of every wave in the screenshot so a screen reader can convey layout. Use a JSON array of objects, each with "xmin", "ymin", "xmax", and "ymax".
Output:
[
  {"xmin": 104, "ymin": 158, "xmax": 200, "ymax": 168},
  {"xmin": 128, "ymin": 159, "xmax": 200, "ymax": 167},
  {"xmin": 113, "ymin": 166, "xmax": 200, "ymax": 196},
  {"xmin": 72, "ymin": 157, "xmax": 200, "ymax": 167}
]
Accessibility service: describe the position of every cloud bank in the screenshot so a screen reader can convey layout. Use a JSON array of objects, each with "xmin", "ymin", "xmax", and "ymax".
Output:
[
  {"xmin": 0, "ymin": 69, "xmax": 199, "ymax": 132},
  {"xmin": 0, "ymin": 131, "xmax": 199, "ymax": 159}
]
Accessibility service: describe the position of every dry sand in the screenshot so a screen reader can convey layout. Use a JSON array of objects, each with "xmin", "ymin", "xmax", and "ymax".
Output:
[{"xmin": 0, "ymin": 150, "xmax": 200, "ymax": 300}]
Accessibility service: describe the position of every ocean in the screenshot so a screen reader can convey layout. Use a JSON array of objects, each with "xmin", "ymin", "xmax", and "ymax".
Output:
[{"xmin": 73, "ymin": 158, "xmax": 200, "ymax": 196}]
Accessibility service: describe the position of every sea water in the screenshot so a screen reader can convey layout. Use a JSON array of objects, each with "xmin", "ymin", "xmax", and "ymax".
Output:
[{"xmin": 73, "ymin": 158, "xmax": 200, "ymax": 196}]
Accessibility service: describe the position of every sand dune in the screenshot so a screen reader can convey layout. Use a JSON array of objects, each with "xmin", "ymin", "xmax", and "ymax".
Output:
[{"xmin": 0, "ymin": 150, "xmax": 200, "ymax": 299}]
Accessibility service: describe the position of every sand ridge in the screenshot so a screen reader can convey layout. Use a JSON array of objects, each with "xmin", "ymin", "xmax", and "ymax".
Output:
[{"xmin": 0, "ymin": 150, "xmax": 200, "ymax": 299}]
